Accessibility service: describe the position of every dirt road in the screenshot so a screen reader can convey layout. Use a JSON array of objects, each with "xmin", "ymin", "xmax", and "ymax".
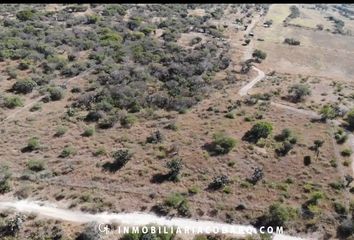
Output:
[
  {"xmin": 238, "ymin": 66, "xmax": 265, "ymax": 96},
  {"xmin": 0, "ymin": 199, "xmax": 307, "ymax": 240}
]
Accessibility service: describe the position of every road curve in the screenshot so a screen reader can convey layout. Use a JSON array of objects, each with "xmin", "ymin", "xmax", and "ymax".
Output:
[{"xmin": 238, "ymin": 66, "xmax": 265, "ymax": 97}]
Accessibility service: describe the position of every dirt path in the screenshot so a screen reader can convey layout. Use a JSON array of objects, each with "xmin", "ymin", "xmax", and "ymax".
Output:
[
  {"xmin": 238, "ymin": 66, "xmax": 265, "ymax": 96},
  {"xmin": 0, "ymin": 199, "xmax": 307, "ymax": 240}
]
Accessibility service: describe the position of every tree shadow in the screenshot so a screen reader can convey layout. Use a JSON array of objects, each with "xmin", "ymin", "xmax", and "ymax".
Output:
[
  {"xmin": 102, "ymin": 161, "xmax": 124, "ymax": 173},
  {"xmin": 241, "ymin": 132, "xmax": 258, "ymax": 143},
  {"xmin": 150, "ymin": 173, "xmax": 169, "ymax": 184},
  {"xmin": 21, "ymin": 146, "xmax": 33, "ymax": 153}
]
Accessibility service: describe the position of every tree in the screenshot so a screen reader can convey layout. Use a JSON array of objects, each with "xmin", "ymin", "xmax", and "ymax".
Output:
[
  {"xmin": 243, "ymin": 121, "xmax": 273, "ymax": 143},
  {"xmin": 166, "ymin": 158, "xmax": 183, "ymax": 182},
  {"xmin": 112, "ymin": 149, "xmax": 132, "ymax": 169},
  {"xmin": 288, "ymin": 84, "xmax": 311, "ymax": 102},
  {"xmin": 311, "ymin": 139, "xmax": 324, "ymax": 158},
  {"xmin": 345, "ymin": 175, "xmax": 353, "ymax": 187}
]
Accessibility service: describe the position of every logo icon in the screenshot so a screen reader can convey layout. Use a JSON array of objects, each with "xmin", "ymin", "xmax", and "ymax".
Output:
[{"xmin": 98, "ymin": 223, "xmax": 111, "ymax": 234}]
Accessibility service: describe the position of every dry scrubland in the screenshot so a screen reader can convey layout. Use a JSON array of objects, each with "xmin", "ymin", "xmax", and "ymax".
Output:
[{"xmin": 0, "ymin": 3, "xmax": 353, "ymax": 240}]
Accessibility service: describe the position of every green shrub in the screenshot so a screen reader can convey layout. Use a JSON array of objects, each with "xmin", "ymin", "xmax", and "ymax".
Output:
[
  {"xmin": 329, "ymin": 180, "xmax": 345, "ymax": 190},
  {"xmin": 224, "ymin": 112, "xmax": 235, "ymax": 119},
  {"xmin": 283, "ymin": 38, "xmax": 300, "ymax": 46},
  {"xmin": 209, "ymin": 175, "xmax": 230, "ymax": 190},
  {"xmin": 86, "ymin": 14, "xmax": 100, "ymax": 24},
  {"xmin": 93, "ymin": 147, "xmax": 106, "ymax": 157},
  {"xmin": 333, "ymin": 202, "xmax": 347, "ymax": 215},
  {"xmin": 48, "ymin": 87, "xmax": 64, "ymax": 101},
  {"xmin": 146, "ymin": 130, "xmax": 163, "ymax": 144},
  {"xmin": 18, "ymin": 59, "xmax": 31, "ymax": 70},
  {"xmin": 243, "ymin": 121, "xmax": 273, "ymax": 143},
  {"xmin": 166, "ymin": 158, "xmax": 183, "ymax": 182},
  {"xmin": 30, "ymin": 103, "xmax": 42, "ymax": 112},
  {"xmin": 346, "ymin": 108, "xmax": 354, "ymax": 129},
  {"xmin": 164, "ymin": 192, "xmax": 191, "ymax": 217},
  {"xmin": 335, "ymin": 128, "xmax": 348, "ymax": 144},
  {"xmin": 289, "ymin": 5, "xmax": 300, "ymax": 18},
  {"xmin": 341, "ymin": 148, "xmax": 352, "ymax": 157},
  {"xmin": 120, "ymin": 114, "xmax": 137, "ymax": 128},
  {"xmin": 208, "ymin": 132, "xmax": 236, "ymax": 155},
  {"xmin": 320, "ymin": 105, "xmax": 337, "ymax": 120},
  {"xmin": 252, "ymin": 49, "xmax": 267, "ymax": 59},
  {"xmin": 288, "ymin": 84, "xmax": 311, "ymax": 102},
  {"xmin": 107, "ymin": 149, "xmax": 132, "ymax": 170},
  {"xmin": 188, "ymin": 186, "xmax": 200, "ymax": 195},
  {"xmin": 4, "ymin": 95, "xmax": 24, "ymax": 109},
  {"xmin": 275, "ymin": 140, "xmax": 294, "ymax": 156},
  {"xmin": 0, "ymin": 166, "xmax": 11, "ymax": 194},
  {"xmin": 330, "ymin": 159, "xmax": 338, "ymax": 168},
  {"xmin": 98, "ymin": 116, "xmax": 117, "ymax": 129},
  {"xmin": 223, "ymin": 186, "xmax": 231, "ymax": 194},
  {"xmin": 165, "ymin": 122, "xmax": 178, "ymax": 131},
  {"xmin": 60, "ymin": 146, "xmax": 76, "ymax": 158},
  {"xmin": 27, "ymin": 159, "xmax": 45, "ymax": 172},
  {"xmin": 54, "ymin": 126, "xmax": 68, "ymax": 137},
  {"xmin": 12, "ymin": 79, "xmax": 37, "ymax": 94},
  {"xmin": 27, "ymin": 137, "xmax": 40, "ymax": 151},
  {"xmin": 16, "ymin": 9, "xmax": 36, "ymax": 21},
  {"xmin": 259, "ymin": 203, "xmax": 298, "ymax": 228},
  {"xmin": 82, "ymin": 127, "xmax": 95, "ymax": 137},
  {"xmin": 274, "ymin": 128, "xmax": 296, "ymax": 143}
]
